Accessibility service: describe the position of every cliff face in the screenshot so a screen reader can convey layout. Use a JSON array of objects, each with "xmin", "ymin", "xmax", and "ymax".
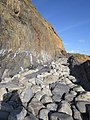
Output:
[{"xmin": 0, "ymin": 0, "xmax": 65, "ymax": 77}]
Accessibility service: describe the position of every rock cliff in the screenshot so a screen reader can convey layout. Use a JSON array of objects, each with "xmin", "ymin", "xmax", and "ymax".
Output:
[
  {"xmin": 68, "ymin": 56, "xmax": 90, "ymax": 90},
  {"xmin": 0, "ymin": 0, "xmax": 65, "ymax": 77}
]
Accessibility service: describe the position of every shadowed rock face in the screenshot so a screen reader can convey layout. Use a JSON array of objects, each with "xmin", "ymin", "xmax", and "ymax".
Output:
[
  {"xmin": 0, "ymin": 0, "xmax": 65, "ymax": 77},
  {"xmin": 68, "ymin": 56, "xmax": 90, "ymax": 90}
]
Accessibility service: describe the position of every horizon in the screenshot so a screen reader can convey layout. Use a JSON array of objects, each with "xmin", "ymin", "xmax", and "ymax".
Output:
[{"xmin": 32, "ymin": 0, "xmax": 90, "ymax": 55}]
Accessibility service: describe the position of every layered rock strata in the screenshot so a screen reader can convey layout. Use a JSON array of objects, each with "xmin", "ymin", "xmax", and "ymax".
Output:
[{"xmin": 0, "ymin": 0, "xmax": 65, "ymax": 78}]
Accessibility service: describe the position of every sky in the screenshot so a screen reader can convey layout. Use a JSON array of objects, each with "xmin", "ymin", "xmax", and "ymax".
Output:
[{"xmin": 32, "ymin": 0, "xmax": 90, "ymax": 55}]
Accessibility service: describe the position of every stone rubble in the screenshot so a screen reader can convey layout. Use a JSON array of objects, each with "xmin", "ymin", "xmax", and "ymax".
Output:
[{"xmin": 0, "ymin": 57, "xmax": 90, "ymax": 120}]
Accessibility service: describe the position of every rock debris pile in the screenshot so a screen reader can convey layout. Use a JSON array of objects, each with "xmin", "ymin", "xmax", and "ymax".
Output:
[{"xmin": 0, "ymin": 57, "xmax": 90, "ymax": 120}]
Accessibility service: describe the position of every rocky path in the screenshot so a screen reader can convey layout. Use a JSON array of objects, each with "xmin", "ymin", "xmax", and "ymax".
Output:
[{"xmin": 0, "ymin": 57, "xmax": 90, "ymax": 120}]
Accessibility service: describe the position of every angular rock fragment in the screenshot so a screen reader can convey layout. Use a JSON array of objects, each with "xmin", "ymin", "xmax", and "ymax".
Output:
[
  {"xmin": 52, "ymin": 83, "xmax": 70, "ymax": 98},
  {"xmin": 46, "ymin": 103, "xmax": 57, "ymax": 111},
  {"xmin": 50, "ymin": 112, "xmax": 73, "ymax": 120},
  {"xmin": 41, "ymin": 95, "xmax": 53, "ymax": 104},
  {"xmin": 58, "ymin": 101, "xmax": 72, "ymax": 116},
  {"xmin": 76, "ymin": 101, "xmax": 90, "ymax": 113},
  {"xmin": 24, "ymin": 113, "xmax": 39, "ymax": 120},
  {"xmin": 19, "ymin": 87, "xmax": 33, "ymax": 104},
  {"xmin": 39, "ymin": 108, "xmax": 50, "ymax": 120},
  {"xmin": 28, "ymin": 98, "xmax": 45, "ymax": 116},
  {"xmin": 72, "ymin": 105, "xmax": 82, "ymax": 120},
  {"xmin": 75, "ymin": 92, "xmax": 90, "ymax": 102}
]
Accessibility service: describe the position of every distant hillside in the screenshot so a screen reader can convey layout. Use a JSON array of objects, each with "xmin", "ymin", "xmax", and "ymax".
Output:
[{"xmin": 69, "ymin": 53, "xmax": 90, "ymax": 62}]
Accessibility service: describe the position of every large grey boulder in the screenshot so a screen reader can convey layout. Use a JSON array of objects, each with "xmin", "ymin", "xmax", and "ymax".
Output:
[
  {"xmin": 52, "ymin": 83, "xmax": 70, "ymax": 97},
  {"xmin": 39, "ymin": 108, "xmax": 50, "ymax": 120},
  {"xmin": 31, "ymin": 85, "xmax": 41, "ymax": 93},
  {"xmin": 41, "ymin": 87, "xmax": 52, "ymax": 96},
  {"xmin": 58, "ymin": 101, "xmax": 72, "ymax": 116},
  {"xmin": 65, "ymin": 93, "xmax": 76, "ymax": 102},
  {"xmin": 43, "ymin": 74, "xmax": 59, "ymax": 84},
  {"xmin": 34, "ymin": 91, "xmax": 45, "ymax": 101},
  {"xmin": 19, "ymin": 87, "xmax": 33, "ymax": 104},
  {"xmin": 8, "ymin": 107, "xmax": 27, "ymax": 120},
  {"xmin": 0, "ymin": 102, "xmax": 13, "ymax": 112},
  {"xmin": 76, "ymin": 101, "xmax": 90, "ymax": 113},
  {"xmin": 72, "ymin": 105, "xmax": 82, "ymax": 120},
  {"xmin": 41, "ymin": 95, "xmax": 53, "ymax": 104},
  {"xmin": 75, "ymin": 92, "xmax": 90, "ymax": 102},
  {"xmin": 28, "ymin": 97, "xmax": 45, "ymax": 116},
  {"xmin": 52, "ymin": 94, "xmax": 61, "ymax": 102},
  {"xmin": 46, "ymin": 103, "xmax": 57, "ymax": 111},
  {"xmin": 50, "ymin": 112, "xmax": 73, "ymax": 120},
  {"xmin": 24, "ymin": 113, "xmax": 39, "ymax": 120}
]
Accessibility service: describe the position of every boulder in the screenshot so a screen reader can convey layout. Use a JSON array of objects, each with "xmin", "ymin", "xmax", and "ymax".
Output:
[
  {"xmin": 43, "ymin": 74, "xmax": 59, "ymax": 84},
  {"xmin": 52, "ymin": 94, "xmax": 61, "ymax": 102},
  {"xmin": 75, "ymin": 92, "xmax": 90, "ymax": 102},
  {"xmin": 35, "ymin": 78, "xmax": 45, "ymax": 87},
  {"xmin": 52, "ymin": 83, "xmax": 70, "ymax": 98},
  {"xmin": 28, "ymin": 98, "xmax": 45, "ymax": 116},
  {"xmin": 39, "ymin": 108, "xmax": 50, "ymax": 120},
  {"xmin": 50, "ymin": 112, "xmax": 73, "ymax": 120},
  {"xmin": 72, "ymin": 105, "xmax": 82, "ymax": 120},
  {"xmin": 49, "ymin": 82, "xmax": 57, "ymax": 90},
  {"xmin": 65, "ymin": 93, "xmax": 75, "ymax": 102},
  {"xmin": 31, "ymin": 85, "xmax": 41, "ymax": 93},
  {"xmin": 41, "ymin": 87, "xmax": 52, "ymax": 96},
  {"xmin": 8, "ymin": 107, "xmax": 27, "ymax": 120},
  {"xmin": 24, "ymin": 113, "xmax": 39, "ymax": 120},
  {"xmin": 46, "ymin": 103, "xmax": 57, "ymax": 111},
  {"xmin": 0, "ymin": 102, "xmax": 13, "ymax": 112},
  {"xmin": 19, "ymin": 87, "xmax": 33, "ymax": 104},
  {"xmin": 58, "ymin": 101, "xmax": 72, "ymax": 116},
  {"xmin": 41, "ymin": 95, "xmax": 53, "ymax": 104},
  {"xmin": 34, "ymin": 91, "xmax": 45, "ymax": 101},
  {"xmin": 73, "ymin": 85, "xmax": 85, "ymax": 92},
  {"xmin": 76, "ymin": 101, "xmax": 90, "ymax": 113},
  {"xmin": 62, "ymin": 77, "xmax": 72, "ymax": 85}
]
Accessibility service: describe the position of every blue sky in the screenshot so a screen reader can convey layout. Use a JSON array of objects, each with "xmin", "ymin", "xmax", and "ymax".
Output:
[{"xmin": 32, "ymin": 0, "xmax": 90, "ymax": 55}]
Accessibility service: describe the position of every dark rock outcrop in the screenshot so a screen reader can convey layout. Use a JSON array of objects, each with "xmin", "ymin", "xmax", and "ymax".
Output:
[{"xmin": 68, "ymin": 56, "xmax": 90, "ymax": 90}]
